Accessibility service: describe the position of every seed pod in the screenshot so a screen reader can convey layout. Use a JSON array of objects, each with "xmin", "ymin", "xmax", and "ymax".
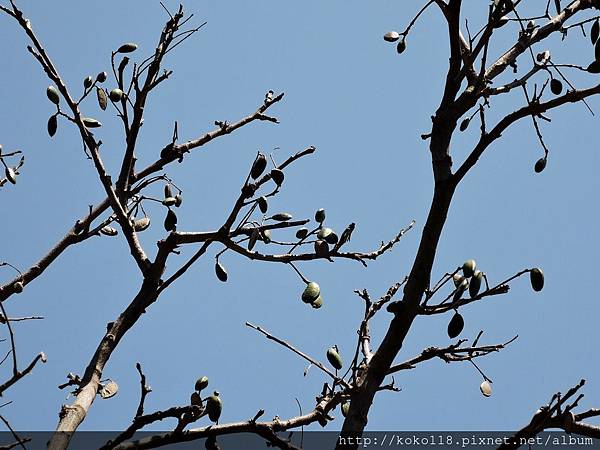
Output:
[
  {"xmin": 100, "ymin": 381, "xmax": 119, "ymax": 399},
  {"xmin": 133, "ymin": 217, "xmax": 150, "ymax": 232},
  {"xmin": 96, "ymin": 71, "xmax": 107, "ymax": 83},
  {"xmin": 314, "ymin": 240, "xmax": 329, "ymax": 257},
  {"xmin": 317, "ymin": 227, "xmax": 333, "ymax": 240},
  {"xmin": 215, "ymin": 261, "xmax": 228, "ymax": 282},
  {"xmin": 302, "ymin": 282, "xmax": 320, "ymax": 303},
  {"xmin": 100, "ymin": 226, "xmax": 118, "ymax": 236},
  {"xmin": 164, "ymin": 209, "xmax": 177, "ymax": 232},
  {"xmin": 550, "ymin": 78, "xmax": 563, "ymax": 95},
  {"xmin": 251, "ymin": 153, "xmax": 267, "ymax": 179},
  {"xmin": 480, "ymin": 380, "xmax": 492, "ymax": 397},
  {"xmin": 83, "ymin": 76, "xmax": 93, "ymax": 89},
  {"xmin": 459, "ymin": 118, "xmax": 470, "ymax": 132},
  {"xmin": 311, "ymin": 295, "xmax": 323, "ymax": 309},
  {"xmin": 453, "ymin": 283, "xmax": 466, "ymax": 303},
  {"xmin": 586, "ymin": 61, "xmax": 600, "ymax": 73},
  {"xmin": 46, "ymin": 86, "xmax": 60, "ymax": 105},
  {"xmin": 190, "ymin": 392, "xmax": 202, "ymax": 406},
  {"xmin": 326, "ymin": 346, "xmax": 343, "ymax": 370},
  {"xmin": 396, "ymin": 38, "xmax": 407, "ymax": 54},
  {"xmin": 162, "ymin": 197, "xmax": 177, "ymax": 207},
  {"xmin": 109, "ymin": 88, "xmax": 123, "ymax": 102},
  {"xmin": 534, "ymin": 157, "xmax": 547, "ymax": 173},
  {"xmin": 262, "ymin": 229, "xmax": 272, "ymax": 243},
  {"xmin": 96, "ymin": 87, "xmax": 108, "ymax": 110},
  {"xmin": 592, "ymin": 19, "xmax": 600, "ymax": 45},
  {"xmin": 324, "ymin": 232, "xmax": 338, "ymax": 245},
  {"xmin": 271, "ymin": 212, "xmax": 292, "ymax": 221},
  {"xmin": 295, "ymin": 228, "xmax": 309, "ymax": 240},
  {"xmin": 270, "ymin": 168, "xmax": 284, "ymax": 186},
  {"xmin": 174, "ymin": 194, "xmax": 183, "ymax": 207},
  {"xmin": 13, "ymin": 281, "xmax": 24, "ymax": 293},
  {"xmin": 164, "ymin": 184, "xmax": 173, "ymax": 198},
  {"xmin": 462, "ymin": 259, "xmax": 476, "ymax": 278},
  {"xmin": 206, "ymin": 392, "xmax": 222, "ymax": 423},
  {"xmin": 248, "ymin": 228, "xmax": 259, "ymax": 251},
  {"xmin": 195, "ymin": 376, "xmax": 209, "ymax": 392},
  {"xmin": 257, "ymin": 196, "xmax": 268, "ymax": 214},
  {"xmin": 447, "ymin": 311, "xmax": 464, "ymax": 339},
  {"xmin": 469, "ymin": 271, "xmax": 483, "ymax": 298},
  {"xmin": 117, "ymin": 42, "xmax": 138, "ymax": 53},
  {"xmin": 453, "ymin": 273, "xmax": 468, "ymax": 290},
  {"xmin": 341, "ymin": 401, "xmax": 350, "ymax": 417},
  {"xmin": 4, "ymin": 167, "xmax": 16, "ymax": 185},
  {"xmin": 383, "ymin": 31, "xmax": 400, "ymax": 42},
  {"xmin": 530, "ymin": 267, "xmax": 544, "ymax": 292},
  {"xmin": 82, "ymin": 117, "xmax": 102, "ymax": 128},
  {"xmin": 47, "ymin": 115, "xmax": 58, "ymax": 137},
  {"xmin": 315, "ymin": 208, "xmax": 326, "ymax": 223}
]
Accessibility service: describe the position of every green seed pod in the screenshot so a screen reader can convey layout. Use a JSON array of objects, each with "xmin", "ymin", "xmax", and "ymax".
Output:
[
  {"xmin": 96, "ymin": 71, "xmax": 107, "ymax": 83},
  {"xmin": 195, "ymin": 376, "xmax": 209, "ymax": 392},
  {"xmin": 550, "ymin": 78, "xmax": 563, "ymax": 95},
  {"xmin": 164, "ymin": 184, "xmax": 173, "ymax": 199},
  {"xmin": 270, "ymin": 168, "xmax": 284, "ymax": 186},
  {"xmin": 100, "ymin": 226, "xmax": 118, "ymax": 236},
  {"xmin": 271, "ymin": 212, "xmax": 292, "ymax": 221},
  {"xmin": 592, "ymin": 19, "xmax": 600, "ymax": 45},
  {"xmin": 341, "ymin": 401, "xmax": 350, "ymax": 417},
  {"xmin": 248, "ymin": 228, "xmax": 259, "ymax": 251},
  {"xmin": 315, "ymin": 208, "xmax": 326, "ymax": 223},
  {"xmin": 191, "ymin": 391, "xmax": 202, "ymax": 406},
  {"xmin": 13, "ymin": 281, "xmax": 24, "ymax": 294},
  {"xmin": 251, "ymin": 153, "xmax": 267, "ymax": 179},
  {"xmin": 206, "ymin": 391, "xmax": 222, "ymax": 423},
  {"xmin": 47, "ymin": 115, "xmax": 58, "ymax": 137},
  {"xmin": 133, "ymin": 217, "xmax": 150, "ymax": 232},
  {"xmin": 480, "ymin": 380, "xmax": 492, "ymax": 397},
  {"xmin": 311, "ymin": 295, "xmax": 323, "ymax": 309},
  {"xmin": 4, "ymin": 167, "xmax": 16, "ymax": 185},
  {"xmin": 82, "ymin": 117, "xmax": 102, "ymax": 128},
  {"xmin": 162, "ymin": 197, "xmax": 177, "ymax": 207},
  {"xmin": 462, "ymin": 259, "xmax": 476, "ymax": 278},
  {"xmin": 453, "ymin": 273, "xmax": 468, "ymax": 290},
  {"xmin": 96, "ymin": 87, "xmax": 108, "ymax": 110},
  {"xmin": 117, "ymin": 42, "xmax": 138, "ymax": 53},
  {"xmin": 383, "ymin": 31, "xmax": 400, "ymax": 42},
  {"xmin": 396, "ymin": 38, "xmax": 407, "ymax": 54},
  {"xmin": 83, "ymin": 76, "xmax": 93, "ymax": 89},
  {"xmin": 447, "ymin": 311, "xmax": 464, "ymax": 339},
  {"xmin": 534, "ymin": 157, "xmax": 547, "ymax": 173},
  {"xmin": 258, "ymin": 196, "xmax": 268, "ymax": 214},
  {"xmin": 164, "ymin": 209, "xmax": 177, "ymax": 231},
  {"xmin": 109, "ymin": 88, "xmax": 123, "ymax": 102},
  {"xmin": 530, "ymin": 267, "xmax": 544, "ymax": 292},
  {"xmin": 295, "ymin": 228, "xmax": 309, "ymax": 239},
  {"xmin": 326, "ymin": 346, "xmax": 343, "ymax": 370},
  {"xmin": 469, "ymin": 271, "xmax": 483, "ymax": 298},
  {"xmin": 262, "ymin": 229, "xmax": 272, "ymax": 243},
  {"xmin": 174, "ymin": 194, "xmax": 183, "ymax": 207},
  {"xmin": 459, "ymin": 118, "xmax": 470, "ymax": 132},
  {"xmin": 46, "ymin": 86, "xmax": 60, "ymax": 105},
  {"xmin": 302, "ymin": 282, "xmax": 320, "ymax": 303},
  {"xmin": 314, "ymin": 240, "xmax": 329, "ymax": 257}
]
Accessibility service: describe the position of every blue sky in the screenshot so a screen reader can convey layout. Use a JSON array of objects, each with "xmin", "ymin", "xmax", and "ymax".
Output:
[{"xmin": 0, "ymin": 0, "xmax": 599, "ymax": 434}]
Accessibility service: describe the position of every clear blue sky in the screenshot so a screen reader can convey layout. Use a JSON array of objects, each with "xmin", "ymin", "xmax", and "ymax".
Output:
[{"xmin": 1, "ymin": 0, "xmax": 599, "ymax": 433}]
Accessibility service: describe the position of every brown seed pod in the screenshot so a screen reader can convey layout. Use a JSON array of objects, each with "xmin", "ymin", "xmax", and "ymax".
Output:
[
  {"xmin": 534, "ymin": 157, "xmax": 547, "ymax": 173},
  {"xmin": 164, "ymin": 184, "xmax": 173, "ymax": 199},
  {"xmin": 117, "ymin": 42, "xmax": 138, "ymax": 53},
  {"xmin": 96, "ymin": 87, "xmax": 108, "ymax": 110},
  {"xmin": 100, "ymin": 381, "xmax": 119, "ymax": 399},
  {"xmin": 251, "ymin": 153, "xmax": 267, "ymax": 179},
  {"xmin": 190, "ymin": 391, "xmax": 202, "ymax": 406},
  {"xmin": 174, "ymin": 194, "xmax": 183, "ymax": 207},
  {"xmin": 164, "ymin": 210, "xmax": 177, "ymax": 232},
  {"xmin": 215, "ymin": 261, "xmax": 228, "ymax": 282},
  {"xmin": 270, "ymin": 168, "xmax": 284, "ymax": 186},
  {"xmin": 530, "ymin": 267, "xmax": 544, "ymax": 292},
  {"xmin": 162, "ymin": 197, "xmax": 177, "ymax": 207},
  {"xmin": 100, "ymin": 226, "xmax": 118, "ymax": 236},
  {"xmin": 83, "ymin": 76, "xmax": 93, "ymax": 89},
  {"xmin": 459, "ymin": 118, "xmax": 470, "ymax": 132},
  {"xmin": 550, "ymin": 78, "xmax": 563, "ymax": 95},
  {"xmin": 479, "ymin": 380, "xmax": 492, "ymax": 397},
  {"xmin": 195, "ymin": 376, "xmax": 209, "ymax": 392},
  {"xmin": 248, "ymin": 228, "xmax": 259, "ymax": 251},
  {"xmin": 96, "ymin": 71, "xmax": 107, "ymax": 83},
  {"xmin": 383, "ymin": 31, "xmax": 401, "ymax": 42},
  {"xmin": 315, "ymin": 208, "xmax": 326, "ymax": 223},
  {"xmin": 271, "ymin": 212, "xmax": 292, "ymax": 221},
  {"xmin": 47, "ymin": 115, "xmax": 58, "ymax": 137},
  {"xmin": 396, "ymin": 38, "xmax": 407, "ymax": 54},
  {"xmin": 46, "ymin": 86, "xmax": 60, "ymax": 105},
  {"xmin": 258, "ymin": 196, "xmax": 268, "ymax": 214},
  {"xmin": 133, "ymin": 217, "xmax": 151, "ymax": 232},
  {"xmin": 295, "ymin": 228, "xmax": 309, "ymax": 239},
  {"xmin": 311, "ymin": 295, "xmax": 323, "ymax": 309},
  {"xmin": 469, "ymin": 271, "xmax": 483, "ymax": 298},
  {"xmin": 314, "ymin": 240, "xmax": 329, "ymax": 257},
  {"xmin": 82, "ymin": 117, "xmax": 102, "ymax": 128}
]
